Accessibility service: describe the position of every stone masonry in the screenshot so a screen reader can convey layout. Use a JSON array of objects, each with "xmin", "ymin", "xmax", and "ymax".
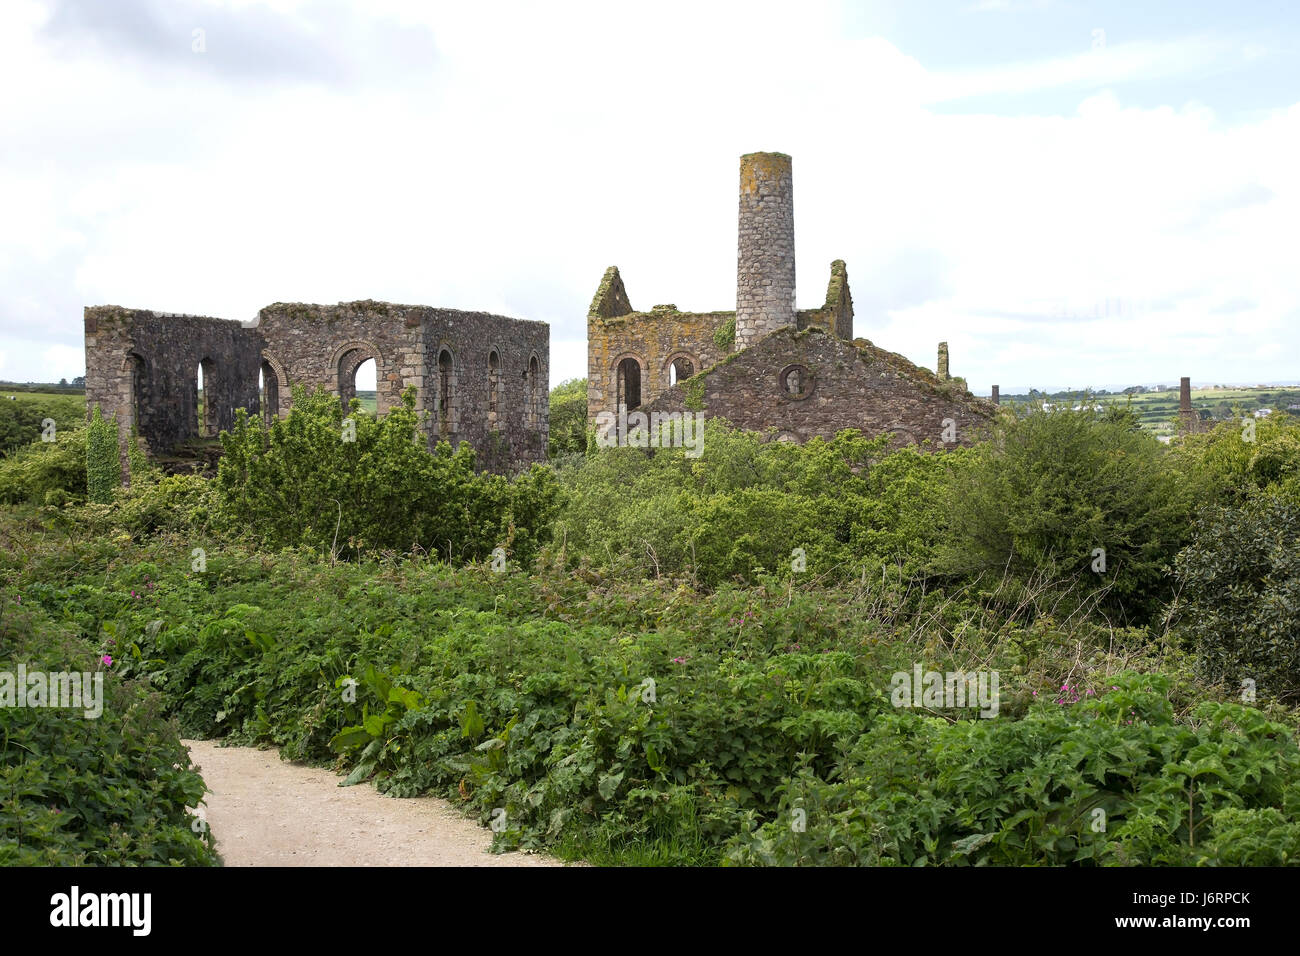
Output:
[
  {"xmin": 647, "ymin": 326, "xmax": 992, "ymax": 448},
  {"xmin": 736, "ymin": 152, "xmax": 796, "ymax": 350},
  {"xmin": 85, "ymin": 300, "xmax": 549, "ymax": 479},
  {"xmin": 587, "ymin": 152, "xmax": 993, "ymax": 449}
]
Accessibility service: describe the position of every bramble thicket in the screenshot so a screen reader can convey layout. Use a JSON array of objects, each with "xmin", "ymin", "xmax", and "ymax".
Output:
[{"xmin": 2, "ymin": 385, "xmax": 1299, "ymax": 865}]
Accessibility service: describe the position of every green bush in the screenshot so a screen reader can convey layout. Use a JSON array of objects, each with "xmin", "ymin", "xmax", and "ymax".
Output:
[
  {"xmin": 547, "ymin": 378, "xmax": 588, "ymax": 459},
  {"xmin": 554, "ymin": 423, "xmax": 903, "ymax": 587},
  {"xmin": 0, "ymin": 606, "xmax": 218, "ymax": 865},
  {"xmin": 85, "ymin": 405, "xmax": 119, "ymax": 504},
  {"xmin": 211, "ymin": 385, "xmax": 558, "ymax": 564},
  {"xmin": 937, "ymin": 404, "xmax": 1193, "ymax": 623},
  {"xmin": 725, "ymin": 673, "xmax": 1300, "ymax": 866},
  {"xmin": 1172, "ymin": 493, "xmax": 1300, "ymax": 700},
  {"xmin": 0, "ymin": 391, "xmax": 83, "ymax": 457},
  {"xmin": 1173, "ymin": 414, "xmax": 1300, "ymax": 506},
  {"xmin": 0, "ymin": 427, "xmax": 88, "ymax": 505}
]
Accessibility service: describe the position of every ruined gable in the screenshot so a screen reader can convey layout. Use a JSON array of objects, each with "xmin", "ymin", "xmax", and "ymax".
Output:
[
  {"xmin": 645, "ymin": 326, "xmax": 995, "ymax": 448},
  {"xmin": 588, "ymin": 266, "xmax": 634, "ymax": 319},
  {"xmin": 797, "ymin": 259, "xmax": 854, "ymax": 339}
]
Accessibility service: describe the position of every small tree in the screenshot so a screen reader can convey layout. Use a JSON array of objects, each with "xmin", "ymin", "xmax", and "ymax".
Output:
[
  {"xmin": 547, "ymin": 378, "xmax": 587, "ymax": 458},
  {"xmin": 85, "ymin": 405, "xmax": 119, "ymax": 504},
  {"xmin": 1173, "ymin": 494, "xmax": 1300, "ymax": 698},
  {"xmin": 937, "ymin": 402, "xmax": 1192, "ymax": 622}
]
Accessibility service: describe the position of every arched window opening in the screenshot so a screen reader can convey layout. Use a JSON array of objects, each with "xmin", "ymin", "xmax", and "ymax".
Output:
[
  {"xmin": 616, "ymin": 357, "xmax": 641, "ymax": 411},
  {"xmin": 336, "ymin": 348, "xmax": 378, "ymax": 414},
  {"xmin": 353, "ymin": 358, "xmax": 376, "ymax": 414},
  {"xmin": 438, "ymin": 349, "xmax": 455, "ymax": 439},
  {"xmin": 488, "ymin": 350, "xmax": 501, "ymax": 428},
  {"xmin": 130, "ymin": 353, "xmax": 148, "ymax": 434},
  {"xmin": 196, "ymin": 358, "xmax": 217, "ymax": 437},
  {"xmin": 259, "ymin": 361, "xmax": 279, "ymax": 425},
  {"xmin": 527, "ymin": 355, "xmax": 540, "ymax": 429},
  {"xmin": 669, "ymin": 356, "xmax": 695, "ymax": 387}
]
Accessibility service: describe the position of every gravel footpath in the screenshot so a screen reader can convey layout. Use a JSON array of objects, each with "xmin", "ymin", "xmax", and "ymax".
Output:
[{"xmin": 183, "ymin": 739, "xmax": 571, "ymax": 867}]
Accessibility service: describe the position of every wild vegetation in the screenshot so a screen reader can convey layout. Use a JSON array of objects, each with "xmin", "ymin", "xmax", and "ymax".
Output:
[{"xmin": 2, "ymin": 382, "xmax": 1299, "ymax": 866}]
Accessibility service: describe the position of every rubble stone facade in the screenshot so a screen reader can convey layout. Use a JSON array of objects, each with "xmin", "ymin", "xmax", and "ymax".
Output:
[
  {"xmin": 84, "ymin": 300, "xmax": 548, "ymax": 480},
  {"xmin": 587, "ymin": 152, "xmax": 994, "ymax": 449}
]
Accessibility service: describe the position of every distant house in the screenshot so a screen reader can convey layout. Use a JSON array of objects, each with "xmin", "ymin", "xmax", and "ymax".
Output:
[{"xmin": 1255, "ymin": 408, "xmax": 1273, "ymax": 418}]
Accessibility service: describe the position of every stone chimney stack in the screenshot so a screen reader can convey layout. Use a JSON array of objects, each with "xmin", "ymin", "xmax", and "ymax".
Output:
[
  {"xmin": 1180, "ymin": 376, "xmax": 1192, "ymax": 415},
  {"xmin": 991, "ymin": 385, "xmax": 1000, "ymax": 405},
  {"xmin": 735, "ymin": 152, "xmax": 796, "ymax": 349},
  {"xmin": 937, "ymin": 342, "xmax": 950, "ymax": 381}
]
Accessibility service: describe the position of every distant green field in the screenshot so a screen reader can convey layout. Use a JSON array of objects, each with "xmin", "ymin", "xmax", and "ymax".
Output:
[
  {"xmin": 355, "ymin": 390, "xmax": 378, "ymax": 415},
  {"xmin": 0, "ymin": 388, "xmax": 86, "ymax": 456},
  {"xmin": 1003, "ymin": 386, "xmax": 1300, "ymax": 434}
]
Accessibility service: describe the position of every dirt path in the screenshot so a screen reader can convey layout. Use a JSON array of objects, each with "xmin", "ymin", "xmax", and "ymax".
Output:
[{"xmin": 183, "ymin": 739, "xmax": 569, "ymax": 867}]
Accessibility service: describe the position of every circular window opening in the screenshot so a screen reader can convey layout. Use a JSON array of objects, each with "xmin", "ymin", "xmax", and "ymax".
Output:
[{"xmin": 779, "ymin": 364, "xmax": 814, "ymax": 400}]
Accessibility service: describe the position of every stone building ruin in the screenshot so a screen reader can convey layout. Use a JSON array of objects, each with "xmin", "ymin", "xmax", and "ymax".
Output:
[
  {"xmin": 587, "ymin": 152, "xmax": 995, "ymax": 449},
  {"xmin": 84, "ymin": 300, "xmax": 549, "ymax": 478}
]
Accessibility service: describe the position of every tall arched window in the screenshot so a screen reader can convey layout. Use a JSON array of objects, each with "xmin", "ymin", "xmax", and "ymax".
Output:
[
  {"xmin": 330, "ymin": 342, "xmax": 382, "ymax": 415},
  {"xmin": 668, "ymin": 355, "xmax": 695, "ymax": 387},
  {"xmin": 259, "ymin": 360, "xmax": 279, "ymax": 426},
  {"xmin": 196, "ymin": 358, "xmax": 217, "ymax": 437},
  {"xmin": 616, "ymin": 357, "xmax": 641, "ymax": 411},
  {"xmin": 526, "ymin": 354, "xmax": 540, "ymax": 429},
  {"xmin": 438, "ymin": 348, "xmax": 455, "ymax": 439},
  {"xmin": 130, "ymin": 353, "xmax": 148, "ymax": 435},
  {"xmin": 488, "ymin": 349, "xmax": 501, "ymax": 428}
]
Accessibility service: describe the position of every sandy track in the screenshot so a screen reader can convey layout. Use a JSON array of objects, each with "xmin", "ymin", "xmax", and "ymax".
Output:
[{"xmin": 183, "ymin": 739, "xmax": 569, "ymax": 867}]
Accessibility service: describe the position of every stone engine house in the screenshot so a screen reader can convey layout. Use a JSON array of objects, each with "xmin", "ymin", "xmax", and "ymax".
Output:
[
  {"xmin": 587, "ymin": 152, "xmax": 995, "ymax": 449},
  {"xmin": 84, "ymin": 300, "xmax": 549, "ymax": 477}
]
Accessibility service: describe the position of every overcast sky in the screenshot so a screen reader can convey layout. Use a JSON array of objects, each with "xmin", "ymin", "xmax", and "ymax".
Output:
[{"xmin": 2, "ymin": 0, "xmax": 1297, "ymax": 393}]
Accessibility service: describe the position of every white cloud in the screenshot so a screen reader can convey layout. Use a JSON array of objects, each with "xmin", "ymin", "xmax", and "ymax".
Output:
[{"xmin": 1, "ymin": 0, "xmax": 1296, "ymax": 393}]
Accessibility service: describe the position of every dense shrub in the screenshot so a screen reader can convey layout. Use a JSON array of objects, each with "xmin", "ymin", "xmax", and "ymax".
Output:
[
  {"xmin": 554, "ymin": 423, "xmax": 906, "ymax": 587},
  {"xmin": 85, "ymin": 405, "xmax": 119, "ymax": 504},
  {"xmin": 1172, "ymin": 494, "xmax": 1300, "ymax": 700},
  {"xmin": 212, "ymin": 385, "xmax": 558, "ymax": 564},
  {"xmin": 0, "ymin": 604, "xmax": 217, "ymax": 865},
  {"xmin": 0, "ymin": 427, "xmax": 88, "ymax": 505},
  {"xmin": 0, "ymin": 391, "xmax": 83, "ymax": 457},
  {"xmin": 547, "ymin": 378, "xmax": 587, "ymax": 459},
  {"xmin": 1172, "ymin": 414, "xmax": 1300, "ymax": 506},
  {"xmin": 937, "ymin": 404, "xmax": 1193, "ymax": 623},
  {"xmin": 725, "ymin": 673, "xmax": 1300, "ymax": 866},
  {"xmin": 12, "ymin": 522, "xmax": 1287, "ymax": 867}
]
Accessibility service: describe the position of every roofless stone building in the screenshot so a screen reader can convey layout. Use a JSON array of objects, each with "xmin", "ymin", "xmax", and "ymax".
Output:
[
  {"xmin": 84, "ymin": 300, "xmax": 548, "ymax": 479},
  {"xmin": 586, "ymin": 152, "xmax": 995, "ymax": 449}
]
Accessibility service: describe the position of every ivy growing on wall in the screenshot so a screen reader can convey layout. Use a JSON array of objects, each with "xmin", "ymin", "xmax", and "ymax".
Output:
[
  {"xmin": 85, "ymin": 404, "xmax": 118, "ymax": 504},
  {"xmin": 713, "ymin": 315, "xmax": 736, "ymax": 351}
]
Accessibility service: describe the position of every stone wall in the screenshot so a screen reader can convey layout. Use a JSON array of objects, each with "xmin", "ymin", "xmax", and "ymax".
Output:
[
  {"xmin": 644, "ymin": 326, "xmax": 996, "ymax": 449},
  {"xmin": 85, "ymin": 299, "xmax": 549, "ymax": 480},
  {"xmin": 735, "ymin": 152, "xmax": 796, "ymax": 349},
  {"xmin": 796, "ymin": 260, "xmax": 854, "ymax": 340},
  {"xmin": 583, "ymin": 150, "xmax": 987, "ymax": 454},
  {"xmin": 586, "ymin": 266, "xmax": 733, "ymax": 423},
  {"xmin": 84, "ymin": 307, "xmax": 261, "ymax": 475}
]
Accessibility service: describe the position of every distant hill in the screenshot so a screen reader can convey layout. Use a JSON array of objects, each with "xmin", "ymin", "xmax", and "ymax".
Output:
[{"xmin": 999, "ymin": 385, "xmax": 1300, "ymax": 436}]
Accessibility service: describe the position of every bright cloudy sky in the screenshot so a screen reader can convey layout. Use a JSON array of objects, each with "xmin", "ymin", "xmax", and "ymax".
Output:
[{"xmin": 2, "ymin": 0, "xmax": 1297, "ymax": 393}]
